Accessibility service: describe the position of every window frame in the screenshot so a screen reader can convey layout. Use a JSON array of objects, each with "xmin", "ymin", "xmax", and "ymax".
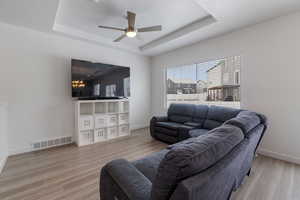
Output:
[
  {"xmin": 234, "ymin": 70, "xmax": 240, "ymax": 85},
  {"xmin": 164, "ymin": 55, "xmax": 243, "ymax": 109}
]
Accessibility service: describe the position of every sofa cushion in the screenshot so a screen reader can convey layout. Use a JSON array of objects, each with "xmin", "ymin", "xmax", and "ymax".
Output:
[
  {"xmin": 188, "ymin": 128, "xmax": 210, "ymax": 137},
  {"xmin": 151, "ymin": 125, "xmax": 244, "ymax": 200},
  {"xmin": 191, "ymin": 104, "xmax": 209, "ymax": 126},
  {"xmin": 132, "ymin": 149, "xmax": 169, "ymax": 183},
  {"xmin": 168, "ymin": 104, "xmax": 195, "ymax": 123},
  {"xmin": 156, "ymin": 122, "xmax": 185, "ymax": 130},
  {"xmin": 203, "ymin": 106, "xmax": 241, "ymax": 129},
  {"xmin": 225, "ymin": 111, "xmax": 261, "ymax": 136},
  {"xmin": 102, "ymin": 159, "xmax": 152, "ymax": 200},
  {"xmin": 183, "ymin": 122, "xmax": 202, "ymax": 128}
]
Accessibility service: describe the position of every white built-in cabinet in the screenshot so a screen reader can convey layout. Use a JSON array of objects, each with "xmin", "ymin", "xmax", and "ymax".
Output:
[{"xmin": 75, "ymin": 100, "xmax": 130, "ymax": 146}]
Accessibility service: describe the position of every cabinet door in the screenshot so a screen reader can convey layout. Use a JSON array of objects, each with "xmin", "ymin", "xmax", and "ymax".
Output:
[
  {"xmin": 107, "ymin": 115, "xmax": 118, "ymax": 127},
  {"xmin": 107, "ymin": 127, "xmax": 118, "ymax": 139},
  {"xmin": 95, "ymin": 115, "xmax": 107, "ymax": 128},
  {"xmin": 79, "ymin": 131, "xmax": 92, "ymax": 146},
  {"xmin": 94, "ymin": 128, "xmax": 106, "ymax": 142},
  {"xmin": 119, "ymin": 113, "xmax": 129, "ymax": 125},
  {"xmin": 88, "ymin": 131, "xmax": 94, "ymax": 144},
  {"xmin": 119, "ymin": 125, "xmax": 130, "ymax": 136},
  {"xmin": 79, "ymin": 116, "xmax": 94, "ymax": 131}
]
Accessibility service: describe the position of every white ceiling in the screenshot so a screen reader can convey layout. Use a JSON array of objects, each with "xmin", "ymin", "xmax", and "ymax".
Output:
[
  {"xmin": 55, "ymin": 0, "xmax": 210, "ymax": 47},
  {"xmin": 0, "ymin": 0, "xmax": 300, "ymax": 56}
]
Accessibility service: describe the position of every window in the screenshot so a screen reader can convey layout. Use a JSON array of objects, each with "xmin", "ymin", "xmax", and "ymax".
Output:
[
  {"xmin": 106, "ymin": 84, "xmax": 116, "ymax": 97},
  {"xmin": 93, "ymin": 83, "xmax": 100, "ymax": 96},
  {"xmin": 166, "ymin": 56, "xmax": 241, "ymax": 109},
  {"xmin": 123, "ymin": 77, "xmax": 130, "ymax": 97},
  {"xmin": 234, "ymin": 70, "xmax": 240, "ymax": 85}
]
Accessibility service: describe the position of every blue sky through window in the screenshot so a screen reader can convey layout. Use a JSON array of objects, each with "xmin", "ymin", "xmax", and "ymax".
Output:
[{"xmin": 167, "ymin": 60, "xmax": 222, "ymax": 81}]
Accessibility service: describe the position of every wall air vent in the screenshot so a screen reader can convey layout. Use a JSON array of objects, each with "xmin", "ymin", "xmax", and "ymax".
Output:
[{"xmin": 32, "ymin": 136, "xmax": 73, "ymax": 151}]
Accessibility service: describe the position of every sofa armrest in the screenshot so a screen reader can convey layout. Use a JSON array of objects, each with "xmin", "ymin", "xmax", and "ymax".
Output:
[
  {"xmin": 169, "ymin": 140, "xmax": 247, "ymax": 200},
  {"xmin": 177, "ymin": 126, "xmax": 195, "ymax": 141},
  {"xmin": 151, "ymin": 116, "xmax": 168, "ymax": 122},
  {"xmin": 100, "ymin": 159, "xmax": 151, "ymax": 200},
  {"xmin": 150, "ymin": 116, "xmax": 168, "ymax": 138}
]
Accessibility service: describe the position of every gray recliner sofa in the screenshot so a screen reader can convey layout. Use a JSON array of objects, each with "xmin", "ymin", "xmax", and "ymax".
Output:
[
  {"xmin": 150, "ymin": 104, "xmax": 247, "ymax": 143},
  {"xmin": 100, "ymin": 104, "xmax": 267, "ymax": 200}
]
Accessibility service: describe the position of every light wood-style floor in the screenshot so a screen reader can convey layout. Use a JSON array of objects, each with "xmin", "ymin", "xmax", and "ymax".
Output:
[{"xmin": 0, "ymin": 128, "xmax": 299, "ymax": 200}]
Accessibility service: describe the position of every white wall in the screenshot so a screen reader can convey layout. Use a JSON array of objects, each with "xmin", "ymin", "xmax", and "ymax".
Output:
[
  {"xmin": 151, "ymin": 12, "xmax": 300, "ymax": 164},
  {"xmin": 0, "ymin": 22, "xmax": 151, "ymax": 155},
  {"xmin": 0, "ymin": 103, "xmax": 8, "ymax": 173}
]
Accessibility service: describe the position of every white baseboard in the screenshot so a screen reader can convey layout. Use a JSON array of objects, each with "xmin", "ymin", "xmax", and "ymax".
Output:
[
  {"xmin": 9, "ymin": 146, "xmax": 34, "ymax": 156},
  {"xmin": 9, "ymin": 135, "xmax": 74, "ymax": 156},
  {"xmin": 8, "ymin": 126, "xmax": 149, "ymax": 156},
  {"xmin": 131, "ymin": 124, "xmax": 149, "ymax": 130},
  {"xmin": 0, "ymin": 156, "xmax": 8, "ymax": 174},
  {"xmin": 258, "ymin": 148, "xmax": 300, "ymax": 165}
]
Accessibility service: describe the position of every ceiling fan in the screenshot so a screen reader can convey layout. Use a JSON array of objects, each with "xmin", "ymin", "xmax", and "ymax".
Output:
[{"xmin": 98, "ymin": 11, "xmax": 162, "ymax": 42}]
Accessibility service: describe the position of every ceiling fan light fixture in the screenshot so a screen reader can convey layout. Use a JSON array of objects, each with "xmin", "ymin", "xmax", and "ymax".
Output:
[
  {"xmin": 98, "ymin": 11, "xmax": 162, "ymax": 42},
  {"xmin": 126, "ymin": 31, "xmax": 137, "ymax": 38}
]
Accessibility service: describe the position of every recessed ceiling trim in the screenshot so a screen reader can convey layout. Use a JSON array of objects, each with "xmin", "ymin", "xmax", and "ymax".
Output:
[
  {"xmin": 53, "ymin": 23, "xmax": 141, "ymax": 54},
  {"xmin": 139, "ymin": 15, "xmax": 216, "ymax": 51}
]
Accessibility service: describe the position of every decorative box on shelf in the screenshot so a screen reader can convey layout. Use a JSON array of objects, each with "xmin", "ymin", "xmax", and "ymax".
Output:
[{"xmin": 74, "ymin": 99, "xmax": 130, "ymax": 147}]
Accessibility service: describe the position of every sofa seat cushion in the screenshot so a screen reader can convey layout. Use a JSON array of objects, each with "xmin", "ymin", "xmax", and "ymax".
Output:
[
  {"xmin": 156, "ymin": 122, "xmax": 184, "ymax": 130},
  {"xmin": 132, "ymin": 149, "xmax": 169, "ymax": 183},
  {"xmin": 151, "ymin": 124, "xmax": 244, "ymax": 200},
  {"xmin": 183, "ymin": 122, "xmax": 202, "ymax": 128},
  {"xmin": 188, "ymin": 128, "xmax": 210, "ymax": 137}
]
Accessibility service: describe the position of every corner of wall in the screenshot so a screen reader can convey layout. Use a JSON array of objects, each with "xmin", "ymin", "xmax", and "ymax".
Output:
[
  {"xmin": 0, "ymin": 103, "xmax": 8, "ymax": 174},
  {"xmin": 258, "ymin": 148, "xmax": 300, "ymax": 165},
  {"xmin": 0, "ymin": 156, "xmax": 8, "ymax": 174}
]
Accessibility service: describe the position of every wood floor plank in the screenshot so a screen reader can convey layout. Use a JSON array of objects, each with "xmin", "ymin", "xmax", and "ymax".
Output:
[{"xmin": 0, "ymin": 128, "xmax": 299, "ymax": 200}]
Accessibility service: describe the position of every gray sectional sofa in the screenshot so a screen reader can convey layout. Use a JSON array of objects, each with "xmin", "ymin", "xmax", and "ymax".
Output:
[{"xmin": 100, "ymin": 104, "xmax": 267, "ymax": 200}]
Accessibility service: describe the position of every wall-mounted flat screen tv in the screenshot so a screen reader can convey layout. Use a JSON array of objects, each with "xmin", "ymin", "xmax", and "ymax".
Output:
[{"xmin": 71, "ymin": 59, "xmax": 130, "ymax": 98}]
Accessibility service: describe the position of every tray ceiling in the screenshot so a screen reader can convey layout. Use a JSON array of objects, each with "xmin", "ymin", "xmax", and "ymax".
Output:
[
  {"xmin": 54, "ymin": 0, "xmax": 213, "ymax": 53},
  {"xmin": 1, "ymin": 0, "xmax": 300, "ymax": 55}
]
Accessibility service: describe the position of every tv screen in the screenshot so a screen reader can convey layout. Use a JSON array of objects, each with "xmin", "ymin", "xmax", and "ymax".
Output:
[{"xmin": 71, "ymin": 59, "xmax": 130, "ymax": 98}]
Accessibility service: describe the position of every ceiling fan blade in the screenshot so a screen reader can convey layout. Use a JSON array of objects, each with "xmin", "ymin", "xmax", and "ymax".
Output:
[
  {"xmin": 113, "ymin": 34, "xmax": 126, "ymax": 42},
  {"xmin": 98, "ymin": 25, "xmax": 125, "ymax": 31},
  {"xmin": 127, "ymin": 11, "xmax": 136, "ymax": 28},
  {"xmin": 138, "ymin": 25, "xmax": 162, "ymax": 32}
]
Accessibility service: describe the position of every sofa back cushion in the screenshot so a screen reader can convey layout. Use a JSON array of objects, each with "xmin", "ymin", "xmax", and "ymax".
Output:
[
  {"xmin": 203, "ymin": 106, "xmax": 241, "ymax": 129},
  {"xmin": 191, "ymin": 104, "xmax": 209, "ymax": 126},
  {"xmin": 225, "ymin": 111, "xmax": 261, "ymax": 137},
  {"xmin": 151, "ymin": 125, "xmax": 244, "ymax": 200},
  {"xmin": 168, "ymin": 104, "xmax": 195, "ymax": 123}
]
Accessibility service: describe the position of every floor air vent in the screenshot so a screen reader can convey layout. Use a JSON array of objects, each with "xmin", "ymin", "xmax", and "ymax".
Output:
[{"xmin": 32, "ymin": 136, "xmax": 73, "ymax": 151}]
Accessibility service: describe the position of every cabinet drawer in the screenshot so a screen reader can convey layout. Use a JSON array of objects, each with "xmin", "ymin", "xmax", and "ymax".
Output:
[
  {"xmin": 94, "ymin": 128, "xmax": 106, "ymax": 142},
  {"xmin": 107, "ymin": 127, "xmax": 118, "ymax": 139},
  {"xmin": 119, "ymin": 113, "xmax": 129, "ymax": 125},
  {"xmin": 119, "ymin": 125, "xmax": 130, "ymax": 136},
  {"xmin": 107, "ymin": 114, "xmax": 118, "ymax": 127},
  {"xmin": 79, "ymin": 130, "xmax": 94, "ymax": 146},
  {"xmin": 95, "ymin": 115, "xmax": 107, "ymax": 128},
  {"xmin": 79, "ymin": 115, "xmax": 94, "ymax": 131}
]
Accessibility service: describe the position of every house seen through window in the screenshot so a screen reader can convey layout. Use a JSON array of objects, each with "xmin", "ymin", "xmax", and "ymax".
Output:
[{"xmin": 166, "ymin": 56, "xmax": 241, "ymax": 108}]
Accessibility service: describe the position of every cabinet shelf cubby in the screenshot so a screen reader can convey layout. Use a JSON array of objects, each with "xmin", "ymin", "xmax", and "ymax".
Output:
[{"xmin": 75, "ymin": 99, "xmax": 130, "ymax": 147}]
